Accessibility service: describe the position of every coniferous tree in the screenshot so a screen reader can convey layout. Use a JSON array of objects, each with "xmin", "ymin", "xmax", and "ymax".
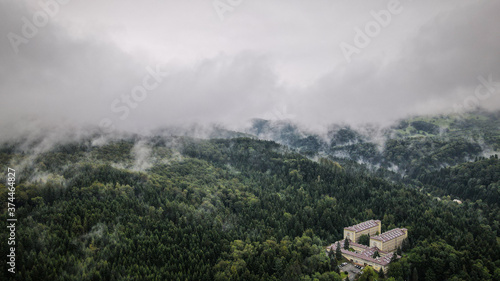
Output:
[
  {"xmin": 411, "ymin": 267, "xmax": 418, "ymax": 281},
  {"xmin": 401, "ymin": 238, "xmax": 410, "ymax": 252},
  {"xmin": 378, "ymin": 268, "xmax": 385, "ymax": 279},
  {"xmin": 3, "ymin": 134, "xmax": 500, "ymax": 280},
  {"xmin": 333, "ymin": 262, "xmax": 340, "ymax": 274},
  {"xmin": 358, "ymin": 234, "xmax": 370, "ymax": 246},
  {"xmin": 336, "ymin": 242, "xmax": 343, "ymax": 260}
]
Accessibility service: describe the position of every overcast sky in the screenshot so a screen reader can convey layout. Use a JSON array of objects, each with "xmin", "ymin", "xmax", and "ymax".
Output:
[{"xmin": 1, "ymin": 0, "xmax": 499, "ymax": 137}]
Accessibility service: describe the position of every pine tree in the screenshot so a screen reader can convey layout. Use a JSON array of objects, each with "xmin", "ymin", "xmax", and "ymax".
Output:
[
  {"xmin": 344, "ymin": 238, "xmax": 350, "ymax": 250},
  {"xmin": 411, "ymin": 267, "xmax": 418, "ymax": 281},
  {"xmin": 336, "ymin": 242, "xmax": 343, "ymax": 260},
  {"xmin": 401, "ymin": 238, "xmax": 410, "ymax": 252},
  {"xmin": 334, "ymin": 262, "xmax": 340, "ymax": 274},
  {"xmin": 378, "ymin": 268, "xmax": 385, "ymax": 279}
]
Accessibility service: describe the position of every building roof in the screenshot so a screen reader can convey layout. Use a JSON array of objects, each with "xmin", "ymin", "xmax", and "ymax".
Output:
[
  {"xmin": 350, "ymin": 241, "xmax": 370, "ymax": 251},
  {"xmin": 344, "ymin": 220, "xmax": 380, "ymax": 233},
  {"xmin": 327, "ymin": 240, "xmax": 398, "ymax": 267},
  {"xmin": 335, "ymin": 240, "xmax": 390, "ymax": 256},
  {"xmin": 370, "ymin": 228, "xmax": 407, "ymax": 242}
]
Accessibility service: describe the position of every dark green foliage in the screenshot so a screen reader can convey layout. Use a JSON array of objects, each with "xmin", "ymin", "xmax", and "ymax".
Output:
[
  {"xmin": 330, "ymin": 127, "xmax": 363, "ymax": 146},
  {"xmin": 0, "ymin": 136, "xmax": 499, "ymax": 280},
  {"xmin": 336, "ymin": 242, "xmax": 342, "ymax": 261},
  {"xmin": 378, "ymin": 268, "xmax": 385, "ymax": 279},
  {"xmin": 419, "ymin": 158, "xmax": 500, "ymax": 206},
  {"xmin": 214, "ymin": 232, "xmax": 342, "ymax": 280},
  {"xmin": 358, "ymin": 266, "xmax": 379, "ymax": 281},
  {"xmin": 383, "ymin": 137, "xmax": 482, "ymax": 178},
  {"xmin": 91, "ymin": 140, "xmax": 135, "ymax": 163},
  {"xmin": 344, "ymin": 238, "xmax": 350, "ymax": 250},
  {"xmin": 410, "ymin": 121, "xmax": 440, "ymax": 135},
  {"xmin": 358, "ymin": 234, "xmax": 370, "ymax": 246}
]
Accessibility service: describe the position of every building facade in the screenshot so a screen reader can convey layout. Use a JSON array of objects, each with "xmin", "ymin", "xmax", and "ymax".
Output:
[
  {"xmin": 330, "ymin": 220, "xmax": 408, "ymax": 273},
  {"xmin": 327, "ymin": 240, "xmax": 395, "ymax": 272},
  {"xmin": 369, "ymin": 228, "xmax": 407, "ymax": 252},
  {"xmin": 343, "ymin": 220, "xmax": 381, "ymax": 243}
]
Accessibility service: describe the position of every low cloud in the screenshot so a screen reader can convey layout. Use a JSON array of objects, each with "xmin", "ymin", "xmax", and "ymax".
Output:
[{"xmin": 1, "ymin": 0, "xmax": 499, "ymax": 142}]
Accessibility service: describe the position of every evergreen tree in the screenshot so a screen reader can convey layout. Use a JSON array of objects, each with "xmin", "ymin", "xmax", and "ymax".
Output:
[
  {"xmin": 3, "ymin": 133, "xmax": 500, "ymax": 280},
  {"xmin": 358, "ymin": 234, "xmax": 370, "ymax": 246},
  {"xmin": 378, "ymin": 268, "xmax": 385, "ymax": 279},
  {"xmin": 336, "ymin": 242, "xmax": 343, "ymax": 260},
  {"xmin": 333, "ymin": 262, "xmax": 340, "ymax": 274},
  {"xmin": 425, "ymin": 268, "xmax": 436, "ymax": 281},
  {"xmin": 411, "ymin": 267, "xmax": 418, "ymax": 281},
  {"xmin": 401, "ymin": 238, "xmax": 410, "ymax": 252},
  {"xmin": 344, "ymin": 238, "xmax": 350, "ymax": 250}
]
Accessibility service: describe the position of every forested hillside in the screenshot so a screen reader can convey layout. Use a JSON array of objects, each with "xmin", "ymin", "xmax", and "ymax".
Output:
[
  {"xmin": 248, "ymin": 111, "xmax": 500, "ymax": 182},
  {"xmin": 1, "ymin": 135, "xmax": 499, "ymax": 280},
  {"xmin": 419, "ymin": 157, "xmax": 500, "ymax": 205}
]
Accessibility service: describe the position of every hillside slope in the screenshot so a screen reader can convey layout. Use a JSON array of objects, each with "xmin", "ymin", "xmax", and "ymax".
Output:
[{"xmin": 0, "ymin": 136, "xmax": 499, "ymax": 280}]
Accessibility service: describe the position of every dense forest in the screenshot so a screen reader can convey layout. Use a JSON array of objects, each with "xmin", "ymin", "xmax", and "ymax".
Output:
[
  {"xmin": 1, "ymin": 113, "xmax": 500, "ymax": 280},
  {"xmin": 250, "ymin": 111, "xmax": 500, "ymax": 178}
]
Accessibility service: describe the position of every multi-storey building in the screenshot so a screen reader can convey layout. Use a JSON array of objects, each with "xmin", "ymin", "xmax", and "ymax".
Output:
[
  {"xmin": 343, "ymin": 219, "xmax": 381, "ymax": 243},
  {"xmin": 369, "ymin": 228, "xmax": 407, "ymax": 252},
  {"xmin": 327, "ymin": 240, "xmax": 396, "ymax": 273},
  {"xmin": 330, "ymin": 220, "xmax": 408, "ymax": 273}
]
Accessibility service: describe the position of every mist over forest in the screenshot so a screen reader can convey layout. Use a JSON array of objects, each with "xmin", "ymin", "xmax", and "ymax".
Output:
[
  {"xmin": 1, "ymin": 0, "xmax": 500, "ymax": 135},
  {"xmin": 1, "ymin": 0, "xmax": 500, "ymax": 280}
]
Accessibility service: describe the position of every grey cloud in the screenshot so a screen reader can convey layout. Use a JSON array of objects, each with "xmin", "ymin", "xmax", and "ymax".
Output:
[
  {"xmin": 288, "ymin": 0, "xmax": 500, "ymax": 126},
  {"xmin": 1, "ymin": 0, "xmax": 499, "ymax": 142}
]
